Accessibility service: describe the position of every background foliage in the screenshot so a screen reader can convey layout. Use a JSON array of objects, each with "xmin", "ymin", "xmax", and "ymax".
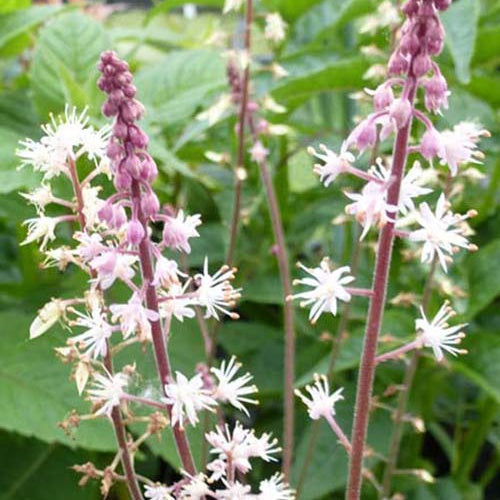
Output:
[{"xmin": 0, "ymin": 0, "xmax": 499, "ymax": 499}]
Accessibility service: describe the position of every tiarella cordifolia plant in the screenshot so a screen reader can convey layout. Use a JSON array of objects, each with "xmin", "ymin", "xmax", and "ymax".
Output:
[
  {"xmin": 18, "ymin": 51, "xmax": 295, "ymax": 500},
  {"xmin": 288, "ymin": 0, "xmax": 488, "ymax": 499}
]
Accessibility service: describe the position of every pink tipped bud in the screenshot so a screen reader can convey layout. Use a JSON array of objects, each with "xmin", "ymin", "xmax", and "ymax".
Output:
[
  {"xmin": 400, "ymin": 32, "xmax": 420, "ymax": 56},
  {"xmin": 122, "ymin": 154, "xmax": 141, "ymax": 178},
  {"xmin": 107, "ymin": 140, "xmax": 123, "ymax": 161},
  {"xmin": 434, "ymin": 0, "xmax": 451, "ymax": 10},
  {"xmin": 127, "ymin": 219, "xmax": 145, "ymax": 245},
  {"xmin": 420, "ymin": 128, "xmax": 442, "ymax": 160},
  {"xmin": 388, "ymin": 51, "xmax": 409, "ymax": 76},
  {"xmin": 346, "ymin": 119, "xmax": 377, "ymax": 152},
  {"xmin": 412, "ymin": 53, "xmax": 432, "ymax": 77},
  {"xmin": 112, "ymin": 205, "xmax": 127, "ymax": 229},
  {"xmin": 389, "ymin": 98, "xmax": 412, "ymax": 129},
  {"xmin": 113, "ymin": 119, "xmax": 129, "ymax": 140},
  {"xmin": 102, "ymin": 100, "xmax": 118, "ymax": 117},
  {"xmin": 373, "ymin": 84, "xmax": 394, "ymax": 111},
  {"xmin": 425, "ymin": 18, "xmax": 445, "ymax": 55},
  {"xmin": 128, "ymin": 126, "xmax": 149, "ymax": 148},
  {"xmin": 114, "ymin": 170, "xmax": 132, "ymax": 191},
  {"xmin": 402, "ymin": 0, "xmax": 419, "ymax": 16},
  {"xmin": 123, "ymin": 84, "xmax": 137, "ymax": 98},
  {"xmin": 424, "ymin": 72, "xmax": 449, "ymax": 113},
  {"xmin": 141, "ymin": 192, "xmax": 160, "ymax": 218},
  {"xmin": 140, "ymin": 155, "xmax": 158, "ymax": 183},
  {"xmin": 97, "ymin": 203, "xmax": 113, "ymax": 224}
]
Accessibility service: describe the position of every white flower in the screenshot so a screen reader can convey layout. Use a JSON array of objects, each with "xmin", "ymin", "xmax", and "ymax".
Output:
[
  {"xmin": 159, "ymin": 282, "xmax": 197, "ymax": 322},
  {"xmin": 153, "ymin": 255, "xmax": 185, "ymax": 288},
  {"xmin": 78, "ymin": 123, "xmax": 112, "ymax": 162},
  {"xmin": 289, "ymin": 258, "xmax": 354, "ymax": 324},
  {"xmin": 409, "ymin": 194, "xmax": 474, "ymax": 272},
  {"xmin": 88, "ymin": 371, "xmax": 128, "ymax": 416},
  {"xmin": 144, "ymin": 484, "xmax": 174, "ymax": 500},
  {"xmin": 180, "ymin": 474, "xmax": 212, "ymax": 500},
  {"xmin": 265, "ymin": 13, "xmax": 287, "ymax": 43},
  {"xmin": 162, "ymin": 372, "xmax": 217, "ymax": 429},
  {"xmin": 206, "ymin": 422, "xmax": 279, "ymax": 475},
  {"xmin": 194, "ymin": 258, "xmax": 241, "ymax": 320},
  {"xmin": 69, "ymin": 305, "xmax": 112, "ymax": 359},
  {"xmin": 223, "ymin": 0, "xmax": 244, "ymax": 14},
  {"xmin": 211, "ymin": 356, "xmax": 258, "ymax": 414},
  {"xmin": 21, "ymin": 216, "xmax": 59, "ymax": 250},
  {"xmin": 42, "ymin": 246, "xmax": 76, "ymax": 270},
  {"xmin": 82, "ymin": 185, "xmax": 105, "ymax": 229},
  {"xmin": 436, "ymin": 121, "xmax": 489, "ymax": 176},
  {"xmin": 20, "ymin": 184, "xmax": 55, "ymax": 213},
  {"xmin": 216, "ymin": 481, "xmax": 252, "ymax": 500},
  {"xmin": 90, "ymin": 251, "xmax": 138, "ymax": 289},
  {"xmin": 17, "ymin": 137, "xmax": 68, "ymax": 179},
  {"xmin": 295, "ymin": 374, "xmax": 344, "ymax": 420},
  {"xmin": 258, "ymin": 474, "xmax": 295, "ymax": 500},
  {"xmin": 345, "ymin": 180, "xmax": 398, "ymax": 240},
  {"xmin": 308, "ymin": 144, "xmax": 355, "ymax": 187},
  {"xmin": 75, "ymin": 232, "xmax": 105, "ymax": 262},
  {"xmin": 416, "ymin": 302, "xmax": 467, "ymax": 362},
  {"xmin": 162, "ymin": 210, "xmax": 202, "ymax": 253},
  {"xmin": 371, "ymin": 159, "xmax": 432, "ymax": 215},
  {"xmin": 250, "ymin": 141, "xmax": 269, "ymax": 163},
  {"xmin": 110, "ymin": 293, "xmax": 160, "ymax": 339}
]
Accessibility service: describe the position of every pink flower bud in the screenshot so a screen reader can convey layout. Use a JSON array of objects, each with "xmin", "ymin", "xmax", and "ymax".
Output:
[
  {"xmin": 128, "ymin": 126, "xmax": 149, "ymax": 148},
  {"xmin": 400, "ymin": 32, "xmax": 420, "ymax": 56},
  {"xmin": 112, "ymin": 205, "xmax": 127, "ymax": 229},
  {"xmin": 420, "ymin": 128, "xmax": 442, "ymax": 160},
  {"xmin": 122, "ymin": 155, "xmax": 142, "ymax": 178},
  {"xmin": 412, "ymin": 53, "xmax": 431, "ymax": 77},
  {"xmin": 389, "ymin": 98, "xmax": 412, "ymax": 129},
  {"xmin": 425, "ymin": 18, "xmax": 445, "ymax": 55},
  {"xmin": 424, "ymin": 72, "xmax": 449, "ymax": 113},
  {"xmin": 388, "ymin": 51, "xmax": 409, "ymax": 76},
  {"xmin": 401, "ymin": 0, "xmax": 419, "ymax": 16},
  {"xmin": 373, "ymin": 84, "xmax": 394, "ymax": 111},
  {"xmin": 123, "ymin": 84, "xmax": 137, "ymax": 98},
  {"xmin": 107, "ymin": 140, "xmax": 123, "ymax": 161},
  {"xmin": 114, "ymin": 170, "xmax": 132, "ymax": 191},
  {"xmin": 346, "ymin": 119, "xmax": 377, "ymax": 153},
  {"xmin": 434, "ymin": 0, "xmax": 451, "ymax": 10},
  {"xmin": 127, "ymin": 219, "xmax": 145, "ymax": 245},
  {"xmin": 113, "ymin": 119, "xmax": 129, "ymax": 140},
  {"xmin": 98, "ymin": 203, "xmax": 113, "ymax": 224},
  {"xmin": 140, "ymin": 155, "xmax": 158, "ymax": 183},
  {"xmin": 141, "ymin": 192, "xmax": 160, "ymax": 218}
]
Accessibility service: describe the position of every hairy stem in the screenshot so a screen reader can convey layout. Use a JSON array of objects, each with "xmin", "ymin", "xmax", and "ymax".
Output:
[
  {"xmin": 248, "ymin": 117, "xmax": 295, "ymax": 480},
  {"xmin": 346, "ymin": 75, "xmax": 417, "ymax": 500},
  {"xmin": 67, "ymin": 158, "xmax": 143, "ymax": 500},
  {"xmin": 131, "ymin": 180, "xmax": 196, "ymax": 475},
  {"xmin": 226, "ymin": 0, "xmax": 253, "ymax": 266}
]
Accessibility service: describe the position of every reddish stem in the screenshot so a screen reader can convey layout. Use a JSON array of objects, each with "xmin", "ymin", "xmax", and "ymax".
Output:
[
  {"xmin": 226, "ymin": 0, "xmax": 253, "ymax": 266},
  {"xmin": 346, "ymin": 75, "xmax": 417, "ymax": 500},
  {"xmin": 131, "ymin": 180, "xmax": 196, "ymax": 475},
  {"xmin": 68, "ymin": 158, "xmax": 143, "ymax": 500}
]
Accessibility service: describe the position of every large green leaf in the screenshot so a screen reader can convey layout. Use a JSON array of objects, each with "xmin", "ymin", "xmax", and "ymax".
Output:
[
  {"xmin": 0, "ymin": 5, "xmax": 62, "ymax": 51},
  {"xmin": 0, "ymin": 0, "xmax": 30, "ymax": 14},
  {"xmin": 291, "ymin": 0, "xmax": 376, "ymax": 46},
  {"xmin": 0, "ymin": 431, "xmax": 102, "ymax": 500},
  {"xmin": 29, "ymin": 12, "xmax": 109, "ymax": 118},
  {"xmin": 135, "ymin": 49, "xmax": 226, "ymax": 128},
  {"xmin": 441, "ymin": 0, "xmax": 480, "ymax": 83},
  {"xmin": 270, "ymin": 54, "xmax": 368, "ymax": 106},
  {"xmin": 466, "ymin": 238, "xmax": 500, "ymax": 317}
]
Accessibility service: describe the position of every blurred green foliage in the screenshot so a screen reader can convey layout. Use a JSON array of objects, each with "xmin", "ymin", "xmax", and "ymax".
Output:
[{"xmin": 0, "ymin": 0, "xmax": 498, "ymax": 499}]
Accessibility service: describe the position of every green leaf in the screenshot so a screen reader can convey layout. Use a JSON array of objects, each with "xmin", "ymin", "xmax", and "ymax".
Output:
[
  {"xmin": 0, "ymin": 431, "xmax": 102, "ymax": 500},
  {"xmin": 466, "ymin": 238, "xmax": 500, "ymax": 317},
  {"xmin": 0, "ymin": 0, "xmax": 30, "ymax": 14},
  {"xmin": 270, "ymin": 54, "xmax": 368, "ymax": 106},
  {"xmin": 441, "ymin": 0, "xmax": 480, "ymax": 83},
  {"xmin": 288, "ymin": 149, "xmax": 318, "ymax": 193},
  {"xmin": 135, "ymin": 49, "xmax": 226, "ymax": 128},
  {"xmin": 0, "ymin": 5, "xmax": 62, "ymax": 51},
  {"xmin": 291, "ymin": 0, "xmax": 376, "ymax": 46},
  {"xmin": 454, "ymin": 331, "xmax": 500, "ymax": 403},
  {"xmin": 0, "ymin": 126, "xmax": 39, "ymax": 194},
  {"xmin": 29, "ymin": 12, "xmax": 109, "ymax": 118}
]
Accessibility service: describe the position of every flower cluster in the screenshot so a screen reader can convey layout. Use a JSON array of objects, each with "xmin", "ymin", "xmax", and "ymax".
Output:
[{"xmin": 19, "ymin": 50, "xmax": 292, "ymax": 500}]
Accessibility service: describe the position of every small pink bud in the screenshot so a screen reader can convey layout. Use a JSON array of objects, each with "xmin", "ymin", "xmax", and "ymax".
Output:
[
  {"xmin": 389, "ymin": 98, "xmax": 412, "ymax": 129},
  {"xmin": 420, "ymin": 128, "xmax": 442, "ymax": 160},
  {"xmin": 127, "ymin": 219, "xmax": 145, "ymax": 245},
  {"xmin": 434, "ymin": 0, "xmax": 451, "ymax": 10},
  {"xmin": 388, "ymin": 51, "xmax": 409, "ymax": 76},
  {"xmin": 112, "ymin": 206, "xmax": 127, "ymax": 229},
  {"xmin": 424, "ymin": 72, "xmax": 449, "ymax": 113},
  {"xmin": 141, "ymin": 192, "xmax": 160, "ymax": 218},
  {"xmin": 123, "ymin": 84, "xmax": 137, "ymax": 98},
  {"xmin": 347, "ymin": 119, "xmax": 377, "ymax": 152},
  {"xmin": 98, "ymin": 203, "xmax": 113, "ymax": 224},
  {"xmin": 412, "ymin": 53, "xmax": 431, "ymax": 77},
  {"xmin": 140, "ymin": 155, "xmax": 158, "ymax": 183},
  {"xmin": 128, "ymin": 126, "xmax": 149, "ymax": 148},
  {"xmin": 400, "ymin": 32, "xmax": 420, "ymax": 56},
  {"xmin": 102, "ymin": 100, "xmax": 118, "ymax": 117},
  {"xmin": 113, "ymin": 119, "xmax": 129, "ymax": 140},
  {"xmin": 114, "ymin": 170, "xmax": 132, "ymax": 191},
  {"xmin": 122, "ymin": 155, "xmax": 142, "ymax": 178},
  {"xmin": 373, "ymin": 84, "xmax": 394, "ymax": 111},
  {"xmin": 401, "ymin": 0, "xmax": 419, "ymax": 16},
  {"xmin": 107, "ymin": 140, "xmax": 123, "ymax": 161}
]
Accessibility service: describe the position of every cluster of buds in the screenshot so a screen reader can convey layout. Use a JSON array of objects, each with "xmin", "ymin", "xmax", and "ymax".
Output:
[{"xmin": 19, "ymin": 49, "xmax": 293, "ymax": 499}]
